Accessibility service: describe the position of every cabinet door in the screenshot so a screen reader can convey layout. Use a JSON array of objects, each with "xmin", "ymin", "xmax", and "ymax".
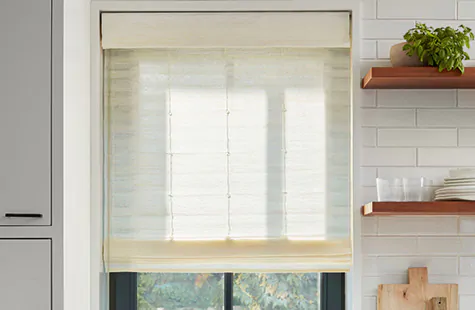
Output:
[
  {"xmin": 0, "ymin": 240, "xmax": 51, "ymax": 310},
  {"xmin": 0, "ymin": 0, "xmax": 51, "ymax": 225}
]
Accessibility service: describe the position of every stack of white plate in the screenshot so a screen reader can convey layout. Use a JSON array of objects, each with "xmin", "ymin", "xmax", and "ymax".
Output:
[{"xmin": 435, "ymin": 169, "xmax": 475, "ymax": 201}]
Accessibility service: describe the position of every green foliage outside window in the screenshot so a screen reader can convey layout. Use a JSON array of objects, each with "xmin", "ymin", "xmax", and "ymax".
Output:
[
  {"xmin": 233, "ymin": 273, "xmax": 319, "ymax": 310},
  {"xmin": 138, "ymin": 273, "xmax": 223, "ymax": 309},
  {"xmin": 137, "ymin": 272, "xmax": 320, "ymax": 310}
]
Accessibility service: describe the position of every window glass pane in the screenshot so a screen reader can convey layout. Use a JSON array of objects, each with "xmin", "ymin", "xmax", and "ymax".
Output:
[
  {"xmin": 137, "ymin": 273, "xmax": 224, "ymax": 310},
  {"xmin": 134, "ymin": 272, "xmax": 323, "ymax": 310},
  {"xmin": 233, "ymin": 273, "xmax": 320, "ymax": 310}
]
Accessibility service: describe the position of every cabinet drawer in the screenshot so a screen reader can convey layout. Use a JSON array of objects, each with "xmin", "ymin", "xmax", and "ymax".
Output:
[
  {"xmin": 0, "ymin": 0, "xmax": 52, "ymax": 225},
  {"xmin": 0, "ymin": 239, "xmax": 51, "ymax": 310}
]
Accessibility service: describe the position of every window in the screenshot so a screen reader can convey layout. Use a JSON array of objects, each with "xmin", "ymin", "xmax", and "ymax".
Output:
[
  {"xmin": 110, "ymin": 272, "xmax": 345, "ymax": 310},
  {"xmin": 102, "ymin": 11, "xmax": 351, "ymax": 310},
  {"xmin": 104, "ymin": 47, "xmax": 351, "ymax": 272}
]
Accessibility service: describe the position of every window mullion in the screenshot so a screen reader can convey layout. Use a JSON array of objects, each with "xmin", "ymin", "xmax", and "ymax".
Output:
[
  {"xmin": 321, "ymin": 273, "xmax": 345, "ymax": 310},
  {"xmin": 224, "ymin": 273, "xmax": 233, "ymax": 310}
]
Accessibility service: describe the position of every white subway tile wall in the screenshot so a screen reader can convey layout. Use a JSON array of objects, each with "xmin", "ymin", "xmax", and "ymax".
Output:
[
  {"xmin": 362, "ymin": 0, "xmax": 377, "ymax": 20},
  {"xmin": 377, "ymin": 217, "xmax": 459, "ymax": 235},
  {"xmin": 459, "ymin": 257, "xmax": 475, "ymax": 275},
  {"xmin": 362, "ymin": 128, "xmax": 378, "ymax": 147},
  {"xmin": 363, "ymin": 297, "xmax": 377, "ymax": 310},
  {"xmin": 361, "ymin": 167, "xmax": 378, "ymax": 186},
  {"xmin": 362, "ymin": 147, "xmax": 417, "ymax": 166},
  {"xmin": 362, "ymin": 109, "xmax": 416, "ymax": 127},
  {"xmin": 460, "ymin": 296, "xmax": 475, "ymax": 310},
  {"xmin": 363, "ymin": 20, "xmax": 416, "ymax": 39},
  {"xmin": 378, "ymin": 128, "xmax": 458, "ymax": 147},
  {"xmin": 458, "ymin": 90, "xmax": 475, "ymax": 107},
  {"xmin": 417, "ymin": 109, "xmax": 475, "ymax": 127},
  {"xmin": 361, "ymin": 40, "xmax": 378, "ymax": 59},
  {"xmin": 361, "ymin": 1, "xmax": 475, "ymax": 309},
  {"xmin": 378, "ymin": 0, "xmax": 456, "ymax": 19},
  {"xmin": 460, "ymin": 217, "xmax": 475, "ymax": 234},
  {"xmin": 418, "ymin": 148, "xmax": 475, "ymax": 166},
  {"xmin": 459, "ymin": 129, "xmax": 475, "ymax": 146},
  {"xmin": 376, "ymin": 40, "xmax": 400, "ymax": 59},
  {"xmin": 377, "ymin": 90, "xmax": 457, "ymax": 108},
  {"xmin": 458, "ymin": 2, "xmax": 475, "ymax": 20}
]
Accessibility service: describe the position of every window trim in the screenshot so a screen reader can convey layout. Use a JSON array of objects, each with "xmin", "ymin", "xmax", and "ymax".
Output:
[
  {"xmin": 110, "ymin": 272, "xmax": 345, "ymax": 310},
  {"xmin": 91, "ymin": 2, "xmax": 362, "ymax": 309}
]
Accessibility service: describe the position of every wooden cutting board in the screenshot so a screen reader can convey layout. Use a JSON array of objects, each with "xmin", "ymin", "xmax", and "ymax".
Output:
[{"xmin": 378, "ymin": 268, "xmax": 458, "ymax": 310}]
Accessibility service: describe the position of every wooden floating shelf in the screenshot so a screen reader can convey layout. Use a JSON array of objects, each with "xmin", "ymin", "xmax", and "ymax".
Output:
[
  {"xmin": 362, "ymin": 201, "xmax": 475, "ymax": 216},
  {"xmin": 362, "ymin": 67, "xmax": 475, "ymax": 89}
]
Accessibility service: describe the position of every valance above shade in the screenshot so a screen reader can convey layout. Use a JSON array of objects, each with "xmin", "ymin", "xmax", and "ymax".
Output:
[
  {"xmin": 103, "ymin": 12, "xmax": 352, "ymax": 273},
  {"xmin": 101, "ymin": 12, "xmax": 351, "ymax": 49}
]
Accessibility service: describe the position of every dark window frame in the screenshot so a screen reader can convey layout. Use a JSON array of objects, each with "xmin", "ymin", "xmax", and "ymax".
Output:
[{"xmin": 110, "ymin": 272, "xmax": 345, "ymax": 310}]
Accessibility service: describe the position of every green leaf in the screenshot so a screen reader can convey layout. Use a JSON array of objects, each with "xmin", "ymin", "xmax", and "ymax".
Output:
[
  {"xmin": 449, "ymin": 59, "xmax": 455, "ymax": 70},
  {"xmin": 440, "ymin": 49, "xmax": 446, "ymax": 59},
  {"xmin": 417, "ymin": 45, "xmax": 423, "ymax": 57},
  {"xmin": 399, "ymin": 23, "xmax": 473, "ymax": 73},
  {"xmin": 427, "ymin": 55, "xmax": 434, "ymax": 66},
  {"xmin": 420, "ymin": 50, "xmax": 427, "ymax": 62}
]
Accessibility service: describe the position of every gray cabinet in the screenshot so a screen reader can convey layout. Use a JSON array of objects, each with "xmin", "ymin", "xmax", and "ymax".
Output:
[
  {"xmin": 0, "ymin": 0, "xmax": 52, "ymax": 225},
  {"xmin": 0, "ymin": 240, "xmax": 51, "ymax": 310}
]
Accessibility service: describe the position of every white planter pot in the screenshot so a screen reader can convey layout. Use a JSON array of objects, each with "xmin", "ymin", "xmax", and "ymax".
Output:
[{"xmin": 390, "ymin": 42, "xmax": 424, "ymax": 67}]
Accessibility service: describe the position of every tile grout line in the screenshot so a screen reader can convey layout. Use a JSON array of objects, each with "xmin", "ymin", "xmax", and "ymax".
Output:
[
  {"xmin": 415, "ymin": 148, "xmax": 419, "ymax": 167},
  {"xmin": 456, "ymin": 89, "xmax": 459, "ymax": 107},
  {"xmin": 458, "ymin": 128, "xmax": 460, "ymax": 147},
  {"xmin": 458, "ymin": 217, "xmax": 461, "ymax": 276},
  {"xmin": 415, "ymin": 108, "xmax": 418, "ymax": 127},
  {"xmin": 375, "ymin": 0, "xmax": 378, "ymax": 20}
]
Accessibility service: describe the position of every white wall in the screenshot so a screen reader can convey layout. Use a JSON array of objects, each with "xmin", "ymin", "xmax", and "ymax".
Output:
[
  {"xmin": 64, "ymin": 0, "xmax": 90, "ymax": 310},
  {"xmin": 361, "ymin": 0, "xmax": 475, "ymax": 309},
  {"xmin": 85, "ymin": 1, "xmax": 475, "ymax": 310}
]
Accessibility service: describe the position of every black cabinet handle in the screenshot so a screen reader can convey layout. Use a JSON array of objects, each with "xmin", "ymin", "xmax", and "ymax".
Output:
[{"xmin": 4, "ymin": 213, "xmax": 43, "ymax": 218}]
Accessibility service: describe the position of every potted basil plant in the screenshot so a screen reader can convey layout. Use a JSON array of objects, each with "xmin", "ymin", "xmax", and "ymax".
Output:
[{"xmin": 390, "ymin": 22, "xmax": 474, "ymax": 73}]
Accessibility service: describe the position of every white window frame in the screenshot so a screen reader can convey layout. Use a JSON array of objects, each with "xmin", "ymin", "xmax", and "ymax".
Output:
[{"xmin": 82, "ymin": 2, "xmax": 362, "ymax": 310}]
